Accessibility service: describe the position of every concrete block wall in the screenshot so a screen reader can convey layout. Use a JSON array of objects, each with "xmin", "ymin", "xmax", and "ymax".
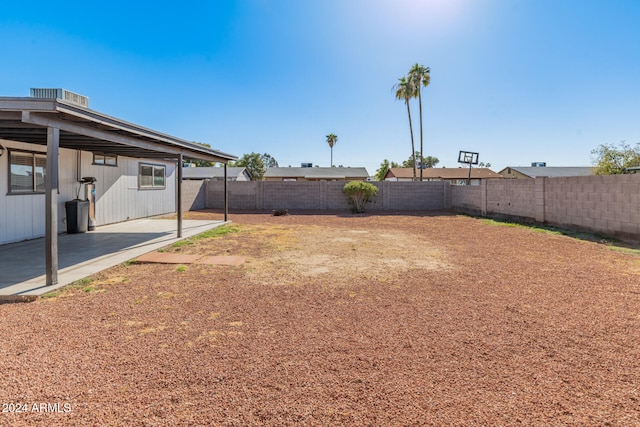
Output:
[
  {"xmin": 181, "ymin": 180, "xmax": 206, "ymax": 212},
  {"xmin": 261, "ymin": 182, "xmax": 352, "ymax": 210},
  {"xmin": 200, "ymin": 180, "xmax": 448, "ymax": 211},
  {"xmin": 180, "ymin": 175, "xmax": 639, "ymax": 241},
  {"xmin": 451, "ymin": 174, "xmax": 640, "ymax": 242},
  {"xmin": 486, "ymin": 179, "xmax": 540, "ymax": 221},
  {"xmin": 544, "ymin": 174, "xmax": 640, "ymax": 240},
  {"xmin": 451, "ymin": 185, "xmax": 482, "ymax": 214},
  {"xmin": 383, "ymin": 181, "xmax": 447, "ymax": 210},
  {"xmin": 206, "ymin": 181, "xmax": 259, "ymax": 210}
]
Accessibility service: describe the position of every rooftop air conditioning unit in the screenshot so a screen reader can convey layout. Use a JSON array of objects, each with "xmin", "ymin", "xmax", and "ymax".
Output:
[
  {"xmin": 531, "ymin": 162, "xmax": 546, "ymax": 167},
  {"xmin": 30, "ymin": 88, "xmax": 89, "ymax": 108}
]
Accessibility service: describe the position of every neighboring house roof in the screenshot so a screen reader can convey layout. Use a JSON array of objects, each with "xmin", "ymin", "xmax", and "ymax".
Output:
[
  {"xmin": 498, "ymin": 166, "xmax": 595, "ymax": 178},
  {"xmin": 264, "ymin": 167, "xmax": 369, "ymax": 180},
  {"xmin": 386, "ymin": 167, "xmax": 504, "ymax": 180},
  {"xmin": 182, "ymin": 167, "xmax": 250, "ymax": 180}
]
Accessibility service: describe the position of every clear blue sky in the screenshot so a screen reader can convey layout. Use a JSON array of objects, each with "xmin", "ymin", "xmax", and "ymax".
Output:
[{"xmin": 2, "ymin": 0, "xmax": 639, "ymax": 175}]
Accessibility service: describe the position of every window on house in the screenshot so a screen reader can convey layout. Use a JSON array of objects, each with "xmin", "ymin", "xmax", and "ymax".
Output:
[
  {"xmin": 93, "ymin": 153, "xmax": 117, "ymax": 166},
  {"xmin": 139, "ymin": 163, "xmax": 166, "ymax": 189},
  {"xmin": 9, "ymin": 150, "xmax": 47, "ymax": 194}
]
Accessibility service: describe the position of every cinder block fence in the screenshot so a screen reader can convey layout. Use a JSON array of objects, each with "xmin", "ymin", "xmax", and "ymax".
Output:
[
  {"xmin": 182, "ymin": 175, "xmax": 640, "ymax": 242},
  {"xmin": 451, "ymin": 175, "xmax": 640, "ymax": 242},
  {"xmin": 193, "ymin": 181, "xmax": 449, "ymax": 211}
]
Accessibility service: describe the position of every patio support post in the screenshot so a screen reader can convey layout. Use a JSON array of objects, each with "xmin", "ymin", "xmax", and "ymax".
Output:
[
  {"xmin": 177, "ymin": 154, "xmax": 183, "ymax": 238},
  {"xmin": 224, "ymin": 162, "xmax": 228, "ymax": 222},
  {"xmin": 45, "ymin": 126, "xmax": 59, "ymax": 286}
]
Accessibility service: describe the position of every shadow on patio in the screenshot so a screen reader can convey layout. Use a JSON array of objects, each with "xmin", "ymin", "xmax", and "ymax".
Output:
[{"xmin": 0, "ymin": 218, "xmax": 225, "ymax": 298}]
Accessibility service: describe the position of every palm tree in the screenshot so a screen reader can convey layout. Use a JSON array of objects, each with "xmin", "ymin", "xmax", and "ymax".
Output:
[
  {"xmin": 393, "ymin": 76, "xmax": 417, "ymax": 181},
  {"xmin": 408, "ymin": 64, "xmax": 431, "ymax": 181},
  {"xmin": 326, "ymin": 133, "xmax": 338, "ymax": 167}
]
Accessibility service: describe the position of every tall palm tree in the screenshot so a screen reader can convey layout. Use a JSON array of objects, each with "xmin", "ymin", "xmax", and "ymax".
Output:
[
  {"xmin": 408, "ymin": 63, "xmax": 431, "ymax": 181},
  {"xmin": 393, "ymin": 76, "xmax": 417, "ymax": 181},
  {"xmin": 326, "ymin": 133, "xmax": 338, "ymax": 167}
]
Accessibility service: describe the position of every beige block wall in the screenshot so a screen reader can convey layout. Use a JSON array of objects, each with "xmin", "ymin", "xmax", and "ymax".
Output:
[
  {"xmin": 452, "ymin": 174, "xmax": 640, "ymax": 241},
  {"xmin": 451, "ymin": 185, "xmax": 481, "ymax": 214},
  {"xmin": 180, "ymin": 175, "xmax": 640, "ymax": 241},
  {"xmin": 181, "ymin": 180, "xmax": 207, "ymax": 212},
  {"xmin": 544, "ymin": 174, "xmax": 640, "ymax": 239},
  {"xmin": 200, "ymin": 181, "xmax": 448, "ymax": 211}
]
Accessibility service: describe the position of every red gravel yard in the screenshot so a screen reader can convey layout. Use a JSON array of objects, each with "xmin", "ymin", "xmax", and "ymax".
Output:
[{"xmin": 1, "ymin": 212, "xmax": 639, "ymax": 426}]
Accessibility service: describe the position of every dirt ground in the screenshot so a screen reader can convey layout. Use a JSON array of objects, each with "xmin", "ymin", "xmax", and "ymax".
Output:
[{"xmin": 1, "ymin": 210, "xmax": 639, "ymax": 426}]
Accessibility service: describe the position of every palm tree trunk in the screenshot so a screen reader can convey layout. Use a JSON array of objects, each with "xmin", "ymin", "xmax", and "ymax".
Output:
[
  {"xmin": 406, "ymin": 100, "xmax": 416, "ymax": 181},
  {"xmin": 331, "ymin": 146, "xmax": 333, "ymax": 167},
  {"xmin": 418, "ymin": 89, "xmax": 423, "ymax": 182}
]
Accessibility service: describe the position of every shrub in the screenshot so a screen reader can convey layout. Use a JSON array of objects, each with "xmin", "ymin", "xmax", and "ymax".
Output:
[{"xmin": 342, "ymin": 181, "xmax": 378, "ymax": 213}]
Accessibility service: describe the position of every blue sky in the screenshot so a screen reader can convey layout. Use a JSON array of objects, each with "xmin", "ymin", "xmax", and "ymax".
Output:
[{"xmin": 2, "ymin": 0, "xmax": 639, "ymax": 175}]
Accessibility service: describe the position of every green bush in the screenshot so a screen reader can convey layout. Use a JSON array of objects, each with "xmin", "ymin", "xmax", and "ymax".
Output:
[{"xmin": 342, "ymin": 181, "xmax": 378, "ymax": 213}]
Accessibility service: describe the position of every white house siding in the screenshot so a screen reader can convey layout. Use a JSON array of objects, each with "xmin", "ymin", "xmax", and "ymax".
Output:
[{"xmin": 0, "ymin": 138, "xmax": 176, "ymax": 245}]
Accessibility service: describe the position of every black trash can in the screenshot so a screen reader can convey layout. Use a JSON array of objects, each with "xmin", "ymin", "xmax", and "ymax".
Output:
[{"xmin": 65, "ymin": 199, "xmax": 90, "ymax": 233}]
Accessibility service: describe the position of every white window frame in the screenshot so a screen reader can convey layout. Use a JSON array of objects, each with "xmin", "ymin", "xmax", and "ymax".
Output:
[
  {"xmin": 138, "ymin": 163, "xmax": 166, "ymax": 189},
  {"xmin": 8, "ymin": 149, "xmax": 47, "ymax": 194},
  {"xmin": 93, "ymin": 152, "xmax": 118, "ymax": 167}
]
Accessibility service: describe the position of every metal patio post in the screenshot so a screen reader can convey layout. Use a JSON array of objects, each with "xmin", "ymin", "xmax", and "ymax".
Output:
[{"xmin": 45, "ymin": 126, "xmax": 59, "ymax": 286}]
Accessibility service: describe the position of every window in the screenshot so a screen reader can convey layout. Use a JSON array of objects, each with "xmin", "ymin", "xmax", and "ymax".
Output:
[
  {"xmin": 9, "ymin": 150, "xmax": 46, "ymax": 194},
  {"xmin": 139, "ymin": 163, "xmax": 166, "ymax": 189},
  {"xmin": 93, "ymin": 153, "xmax": 117, "ymax": 166}
]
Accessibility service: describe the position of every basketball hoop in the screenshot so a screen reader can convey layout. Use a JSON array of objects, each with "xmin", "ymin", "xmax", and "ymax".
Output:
[{"xmin": 458, "ymin": 150, "xmax": 479, "ymax": 185}]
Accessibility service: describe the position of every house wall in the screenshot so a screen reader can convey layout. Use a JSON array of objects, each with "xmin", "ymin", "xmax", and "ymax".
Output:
[
  {"xmin": 237, "ymin": 171, "xmax": 251, "ymax": 181},
  {"xmin": 451, "ymin": 175, "xmax": 640, "ymax": 241},
  {"xmin": 499, "ymin": 168, "xmax": 532, "ymax": 179},
  {"xmin": 0, "ymin": 138, "xmax": 176, "ymax": 245},
  {"xmin": 197, "ymin": 180, "xmax": 448, "ymax": 211}
]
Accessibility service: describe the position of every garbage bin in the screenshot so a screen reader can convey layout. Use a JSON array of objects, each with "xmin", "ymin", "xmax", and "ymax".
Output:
[{"xmin": 65, "ymin": 199, "xmax": 90, "ymax": 233}]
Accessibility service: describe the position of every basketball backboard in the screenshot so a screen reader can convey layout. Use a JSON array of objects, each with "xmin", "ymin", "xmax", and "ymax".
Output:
[{"xmin": 458, "ymin": 151, "xmax": 479, "ymax": 165}]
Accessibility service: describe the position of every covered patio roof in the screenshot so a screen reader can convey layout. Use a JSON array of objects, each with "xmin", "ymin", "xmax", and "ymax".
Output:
[
  {"xmin": 0, "ymin": 96, "xmax": 235, "ymax": 162},
  {"xmin": 0, "ymin": 94, "xmax": 235, "ymax": 289}
]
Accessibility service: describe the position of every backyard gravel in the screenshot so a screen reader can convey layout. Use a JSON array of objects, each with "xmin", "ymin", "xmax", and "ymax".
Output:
[{"xmin": 1, "ymin": 211, "xmax": 639, "ymax": 426}]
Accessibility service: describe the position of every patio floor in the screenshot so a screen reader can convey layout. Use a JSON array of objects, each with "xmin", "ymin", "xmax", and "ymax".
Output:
[{"xmin": 0, "ymin": 218, "xmax": 226, "ymax": 299}]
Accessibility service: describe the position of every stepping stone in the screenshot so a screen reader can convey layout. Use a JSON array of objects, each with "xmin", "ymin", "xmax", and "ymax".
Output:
[{"xmin": 135, "ymin": 253, "xmax": 202, "ymax": 264}]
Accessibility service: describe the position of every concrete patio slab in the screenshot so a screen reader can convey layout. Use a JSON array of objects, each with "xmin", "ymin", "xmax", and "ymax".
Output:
[{"xmin": 0, "ymin": 218, "xmax": 227, "ymax": 298}]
